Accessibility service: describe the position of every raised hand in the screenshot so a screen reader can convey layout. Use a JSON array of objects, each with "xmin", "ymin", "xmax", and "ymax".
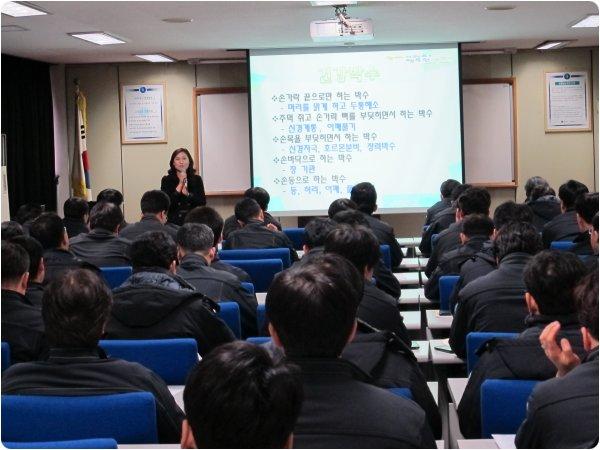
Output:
[{"xmin": 539, "ymin": 321, "xmax": 581, "ymax": 377}]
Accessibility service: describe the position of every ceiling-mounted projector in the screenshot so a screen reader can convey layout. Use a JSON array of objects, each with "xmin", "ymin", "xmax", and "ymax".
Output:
[{"xmin": 310, "ymin": 5, "xmax": 373, "ymax": 43}]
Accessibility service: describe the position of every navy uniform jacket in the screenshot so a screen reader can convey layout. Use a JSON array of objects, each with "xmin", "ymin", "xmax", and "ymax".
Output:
[
  {"xmin": 69, "ymin": 228, "xmax": 131, "ymax": 268},
  {"xmin": 25, "ymin": 282, "xmax": 44, "ymax": 309},
  {"xmin": 424, "ymin": 221, "xmax": 462, "ymax": 277},
  {"xmin": 419, "ymin": 206, "xmax": 456, "ymax": 257},
  {"xmin": 527, "ymin": 196, "xmax": 561, "ymax": 232},
  {"xmin": 119, "ymin": 215, "xmax": 178, "ymax": 242},
  {"xmin": 223, "ymin": 220, "xmax": 299, "ymax": 262},
  {"xmin": 211, "ymin": 255, "xmax": 252, "ymax": 282},
  {"xmin": 42, "ymin": 248, "xmax": 100, "ymax": 284},
  {"xmin": 542, "ymin": 209, "xmax": 580, "ymax": 248},
  {"xmin": 222, "ymin": 211, "xmax": 282, "ymax": 240},
  {"xmin": 425, "ymin": 198, "xmax": 452, "ymax": 226},
  {"xmin": 363, "ymin": 213, "xmax": 404, "ymax": 268},
  {"xmin": 360, "ymin": 283, "xmax": 410, "ymax": 345}
]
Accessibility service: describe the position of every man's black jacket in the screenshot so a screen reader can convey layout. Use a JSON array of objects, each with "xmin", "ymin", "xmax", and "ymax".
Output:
[
  {"xmin": 42, "ymin": 248, "xmax": 100, "ymax": 284},
  {"xmin": 222, "ymin": 212, "xmax": 282, "ymax": 240},
  {"xmin": 570, "ymin": 231, "xmax": 594, "ymax": 256},
  {"xmin": 527, "ymin": 196, "xmax": 561, "ymax": 232},
  {"xmin": 211, "ymin": 255, "xmax": 252, "ymax": 282},
  {"xmin": 419, "ymin": 206, "xmax": 456, "ymax": 257},
  {"xmin": 69, "ymin": 228, "xmax": 131, "ymax": 268},
  {"xmin": 424, "ymin": 220, "xmax": 462, "ymax": 277},
  {"xmin": 359, "ymin": 283, "xmax": 410, "ymax": 345},
  {"xmin": 363, "ymin": 213, "xmax": 404, "ymax": 268},
  {"xmin": 223, "ymin": 220, "xmax": 299, "ymax": 262},
  {"xmin": 542, "ymin": 209, "xmax": 580, "ymax": 248},
  {"xmin": 25, "ymin": 282, "xmax": 44, "ymax": 309},
  {"xmin": 425, "ymin": 198, "xmax": 452, "ymax": 226},
  {"xmin": 119, "ymin": 214, "xmax": 178, "ymax": 242}
]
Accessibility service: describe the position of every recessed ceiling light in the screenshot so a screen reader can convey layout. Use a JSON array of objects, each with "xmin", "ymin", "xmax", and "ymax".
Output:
[
  {"xmin": 135, "ymin": 54, "xmax": 175, "ymax": 63},
  {"xmin": 485, "ymin": 5, "xmax": 516, "ymax": 11},
  {"xmin": 68, "ymin": 32, "xmax": 126, "ymax": 45},
  {"xmin": 536, "ymin": 40, "xmax": 571, "ymax": 50},
  {"xmin": 571, "ymin": 14, "xmax": 599, "ymax": 28},
  {"xmin": 2, "ymin": 1, "xmax": 48, "ymax": 17},
  {"xmin": 310, "ymin": 1, "xmax": 357, "ymax": 5},
  {"xmin": 2, "ymin": 24, "xmax": 28, "ymax": 32},
  {"xmin": 162, "ymin": 17, "xmax": 193, "ymax": 23}
]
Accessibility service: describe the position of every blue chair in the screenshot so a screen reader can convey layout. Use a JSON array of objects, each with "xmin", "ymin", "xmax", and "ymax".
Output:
[
  {"xmin": 550, "ymin": 241, "xmax": 576, "ymax": 251},
  {"xmin": 481, "ymin": 379, "xmax": 539, "ymax": 438},
  {"xmin": 439, "ymin": 275, "xmax": 460, "ymax": 312},
  {"xmin": 2, "ymin": 342, "xmax": 10, "ymax": 372},
  {"xmin": 218, "ymin": 302, "xmax": 242, "ymax": 339},
  {"xmin": 380, "ymin": 244, "xmax": 392, "ymax": 269},
  {"xmin": 246, "ymin": 337, "xmax": 271, "ymax": 345},
  {"xmin": 388, "ymin": 387, "xmax": 413, "ymax": 400},
  {"xmin": 431, "ymin": 233, "xmax": 440, "ymax": 253},
  {"xmin": 2, "ymin": 392, "xmax": 158, "ymax": 444},
  {"xmin": 4, "ymin": 439, "xmax": 118, "ymax": 449},
  {"xmin": 283, "ymin": 227, "xmax": 305, "ymax": 250},
  {"xmin": 241, "ymin": 282, "xmax": 255, "ymax": 294},
  {"xmin": 257, "ymin": 303, "xmax": 267, "ymax": 333},
  {"xmin": 221, "ymin": 259, "xmax": 283, "ymax": 292},
  {"xmin": 219, "ymin": 248, "xmax": 292, "ymax": 269},
  {"xmin": 466, "ymin": 332, "xmax": 519, "ymax": 374},
  {"xmin": 99, "ymin": 266, "xmax": 132, "ymax": 289},
  {"xmin": 99, "ymin": 338, "xmax": 198, "ymax": 385}
]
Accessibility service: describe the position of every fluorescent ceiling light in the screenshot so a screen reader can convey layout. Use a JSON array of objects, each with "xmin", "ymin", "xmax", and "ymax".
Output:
[
  {"xmin": 68, "ymin": 32, "xmax": 126, "ymax": 45},
  {"xmin": 135, "ymin": 54, "xmax": 175, "ymax": 63},
  {"xmin": 571, "ymin": 14, "xmax": 599, "ymax": 28},
  {"xmin": 310, "ymin": 1, "xmax": 357, "ymax": 5},
  {"xmin": 2, "ymin": 1, "xmax": 47, "ymax": 17},
  {"xmin": 536, "ymin": 41, "xmax": 570, "ymax": 50}
]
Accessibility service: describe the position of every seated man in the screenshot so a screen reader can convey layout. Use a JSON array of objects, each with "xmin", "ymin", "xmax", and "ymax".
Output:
[
  {"xmin": 267, "ymin": 253, "xmax": 435, "ymax": 448},
  {"xmin": 449, "ymin": 222, "xmax": 542, "ymax": 358},
  {"xmin": 515, "ymin": 270, "xmax": 599, "ymax": 448},
  {"xmin": 571, "ymin": 192, "xmax": 599, "ymax": 256},
  {"xmin": 524, "ymin": 176, "xmax": 561, "ymax": 232},
  {"xmin": 424, "ymin": 214, "xmax": 494, "ymax": 301},
  {"xmin": 296, "ymin": 217, "xmax": 336, "ymax": 263},
  {"xmin": 542, "ymin": 179, "xmax": 588, "ymax": 247},
  {"xmin": 324, "ymin": 224, "xmax": 410, "ymax": 345},
  {"xmin": 2, "ymin": 269, "xmax": 184, "ymax": 443},
  {"xmin": 96, "ymin": 188, "xmax": 129, "ymax": 230},
  {"xmin": 15, "ymin": 202, "xmax": 43, "ymax": 234},
  {"xmin": 1, "ymin": 220, "xmax": 24, "ymax": 240},
  {"xmin": 350, "ymin": 182, "xmax": 403, "ymax": 268},
  {"xmin": 120, "ymin": 190, "xmax": 177, "ymax": 241},
  {"xmin": 327, "ymin": 198, "xmax": 357, "ymax": 219},
  {"xmin": 458, "ymin": 251, "xmax": 588, "ymax": 438},
  {"xmin": 424, "ymin": 179, "xmax": 461, "ymax": 226},
  {"xmin": 222, "ymin": 187, "xmax": 282, "ymax": 240},
  {"xmin": 181, "ymin": 341, "xmax": 302, "ymax": 449},
  {"xmin": 585, "ymin": 213, "xmax": 599, "ymax": 271},
  {"xmin": 70, "ymin": 202, "xmax": 131, "ymax": 267},
  {"xmin": 223, "ymin": 198, "xmax": 298, "ymax": 261},
  {"xmin": 176, "ymin": 223, "xmax": 258, "ymax": 338},
  {"xmin": 1, "ymin": 242, "xmax": 46, "ymax": 363},
  {"xmin": 62, "ymin": 197, "xmax": 89, "ymax": 238},
  {"xmin": 9, "ymin": 235, "xmax": 45, "ymax": 309},
  {"xmin": 424, "ymin": 186, "xmax": 490, "ymax": 276},
  {"xmin": 106, "ymin": 231, "xmax": 235, "ymax": 355}
]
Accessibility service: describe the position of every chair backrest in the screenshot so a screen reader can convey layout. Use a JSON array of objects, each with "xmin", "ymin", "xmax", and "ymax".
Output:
[
  {"xmin": 241, "ymin": 282, "xmax": 255, "ymax": 294},
  {"xmin": 256, "ymin": 303, "xmax": 267, "ymax": 334},
  {"xmin": 380, "ymin": 244, "xmax": 392, "ymax": 269},
  {"xmin": 246, "ymin": 337, "xmax": 272, "ymax": 345},
  {"xmin": 4, "ymin": 438, "xmax": 118, "ymax": 449},
  {"xmin": 439, "ymin": 275, "xmax": 460, "ymax": 312},
  {"xmin": 431, "ymin": 234, "xmax": 440, "ymax": 253},
  {"xmin": 283, "ymin": 227, "xmax": 305, "ymax": 250},
  {"xmin": 550, "ymin": 241, "xmax": 576, "ymax": 252},
  {"xmin": 219, "ymin": 248, "xmax": 291, "ymax": 269},
  {"xmin": 388, "ymin": 387, "xmax": 413, "ymax": 400},
  {"xmin": 2, "ymin": 342, "xmax": 10, "ymax": 372},
  {"xmin": 99, "ymin": 338, "xmax": 198, "ymax": 385},
  {"xmin": 2, "ymin": 392, "xmax": 158, "ymax": 444},
  {"xmin": 220, "ymin": 259, "xmax": 283, "ymax": 292},
  {"xmin": 481, "ymin": 379, "xmax": 539, "ymax": 438},
  {"xmin": 99, "ymin": 266, "xmax": 132, "ymax": 289},
  {"xmin": 466, "ymin": 332, "xmax": 519, "ymax": 374},
  {"xmin": 217, "ymin": 302, "xmax": 242, "ymax": 339}
]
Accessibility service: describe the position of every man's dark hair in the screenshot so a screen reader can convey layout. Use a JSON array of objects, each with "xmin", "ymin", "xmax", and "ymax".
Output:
[
  {"xmin": 1, "ymin": 241, "xmax": 29, "ymax": 284},
  {"xmin": 530, "ymin": 184, "xmax": 554, "ymax": 202},
  {"xmin": 130, "ymin": 231, "xmax": 177, "ymax": 269},
  {"xmin": 574, "ymin": 270, "xmax": 599, "ymax": 340},
  {"xmin": 244, "ymin": 187, "xmax": 271, "ymax": 211},
  {"xmin": 441, "ymin": 179, "xmax": 461, "ymax": 198},
  {"xmin": 461, "ymin": 214, "xmax": 494, "ymax": 238},
  {"xmin": 327, "ymin": 198, "xmax": 357, "ymax": 219},
  {"xmin": 29, "ymin": 213, "xmax": 65, "ymax": 250},
  {"xmin": 493, "ymin": 201, "xmax": 534, "ymax": 229},
  {"xmin": 15, "ymin": 203, "xmax": 43, "ymax": 225},
  {"xmin": 1, "ymin": 221, "xmax": 24, "ymax": 240},
  {"xmin": 524, "ymin": 250, "xmax": 587, "ymax": 316},
  {"xmin": 183, "ymin": 341, "xmax": 303, "ymax": 449},
  {"xmin": 324, "ymin": 224, "xmax": 380, "ymax": 273},
  {"xmin": 451, "ymin": 183, "xmax": 472, "ymax": 202},
  {"xmin": 558, "ymin": 180, "xmax": 588, "ymax": 209},
  {"xmin": 42, "ymin": 269, "xmax": 112, "ymax": 348},
  {"xmin": 89, "ymin": 202, "xmax": 123, "ymax": 232},
  {"xmin": 9, "ymin": 235, "xmax": 43, "ymax": 280},
  {"xmin": 524, "ymin": 176, "xmax": 550, "ymax": 201},
  {"xmin": 184, "ymin": 206, "xmax": 224, "ymax": 247},
  {"xmin": 140, "ymin": 190, "xmax": 170, "ymax": 215},
  {"xmin": 96, "ymin": 188, "xmax": 124, "ymax": 207},
  {"xmin": 63, "ymin": 197, "xmax": 89, "ymax": 221},
  {"xmin": 266, "ymin": 253, "xmax": 363, "ymax": 358},
  {"xmin": 332, "ymin": 209, "xmax": 369, "ymax": 227},
  {"xmin": 234, "ymin": 198, "xmax": 262, "ymax": 224},
  {"xmin": 304, "ymin": 218, "xmax": 336, "ymax": 249},
  {"xmin": 574, "ymin": 192, "xmax": 599, "ymax": 224},
  {"xmin": 457, "ymin": 187, "xmax": 491, "ymax": 216},
  {"xmin": 350, "ymin": 182, "xmax": 377, "ymax": 214},
  {"xmin": 493, "ymin": 222, "xmax": 543, "ymax": 260},
  {"xmin": 176, "ymin": 223, "xmax": 214, "ymax": 253}
]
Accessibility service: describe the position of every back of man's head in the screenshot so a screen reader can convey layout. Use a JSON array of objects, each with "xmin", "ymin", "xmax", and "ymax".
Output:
[
  {"xmin": 451, "ymin": 183, "xmax": 472, "ymax": 203},
  {"xmin": 235, "ymin": 198, "xmax": 262, "ymax": 224},
  {"xmin": 493, "ymin": 201, "xmax": 534, "ymax": 229},
  {"xmin": 457, "ymin": 187, "xmax": 491, "ymax": 216},
  {"xmin": 461, "ymin": 214, "xmax": 494, "ymax": 238},
  {"xmin": 30, "ymin": 213, "xmax": 65, "ymax": 250},
  {"xmin": 15, "ymin": 203, "xmax": 43, "ymax": 225},
  {"xmin": 574, "ymin": 270, "xmax": 599, "ymax": 341},
  {"xmin": 1, "ymin": 221, "xmax": 24, "ymax": 240},
  {"xmin": 184, "ymin": 206, "xmax": 224, "ymax": 247},
  {"xmin": 97, "ymin": 188, "xmax": 124, "ymax": 207},
  {"xmin": 266, "ymin": 253, "xmax": 363, "ymax": 358},
  {"xmin": 304, "ymin": 218, "xmax": 336, "ymax": 249},
  {"xmin": 43, "ymin": 269, "xmax": 112, "ymax": 348},
  {"xmin": 177, "ymin": 223, "xmax": 214, "ymax": 254},
  {"xmin": 440, "ymin": 179, "xmax": 461, "ymax": 199},
  {"xmin": 182, "ymin": 341, "xmax": 303, "ymax": 449},
  {"xmin": 327, "ymin": 198, "xmax": 357, "ymax": 219},
  {"xmin": 244, "ymin": 187, "xmax": 271, "ymax": 211},
  {"xmin": 530, "ymin": 184, "xmax": 554, "ymax": 202},
  {"xmin": 1, "ymin": 241, "xmax": 29, "ymax": 288},
  {"xmin": 324, "ymin": 224, "xmax": 380, "ymax": 274},
  {"xmin": 63, "ymin": 197, "xmax": 89, "ymax": 221},
  {"xmin": 493, "ymin": 221, "xmax": 542, "ymax": 260},
  {"xmin": 9, "ymin": 235, "xmax": 44, "ymax": 281},
  {"xmin": 524, "ymin": 250, "xmax": 586, "ymax": 316},
  {"xmin": 130, "ymin": 231, "xmax": 176, "ymax": 270},
  {"xmin": 558, "ymin": 180, "xmax": 588, "ymax": 209},
  {"xmin": 524, "ymin": 176, "xmax": 549, "ymax": 200},
  {"xmin": 350, "ymin": 182, "xmax": 377, "ymax": 214},
  {"xmin": 332, "ymin": 209, "xmax": 369, "ymax": 227},
  {"xmin": 89, "ymin": 202, "xmax": 123, "ymax": 232},
  {"xmin": 574, "ymin": 192, "xmax": 599, "ymax": 225},
  {"xmin": 141, "ymin": 190, "xmax": 170, "ymax": 215}
]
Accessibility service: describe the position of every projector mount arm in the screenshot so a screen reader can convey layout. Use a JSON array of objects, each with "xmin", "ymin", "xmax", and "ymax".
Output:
[{"xmin": 334, "ymin": 6, "xmax": 355, "ymax": 34}]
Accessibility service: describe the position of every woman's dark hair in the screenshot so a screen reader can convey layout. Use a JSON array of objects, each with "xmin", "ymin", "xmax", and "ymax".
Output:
[{"xmin": 168, "ymin": 148, "xmax": 196, "ymax": 177}]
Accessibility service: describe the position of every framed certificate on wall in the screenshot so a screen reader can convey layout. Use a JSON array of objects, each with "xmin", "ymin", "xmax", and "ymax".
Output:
[
  {"xmin": 120, "ymin": 83, "xmax": 168, "ymax": 143},
  {"xmin": 545, "ymin": 71, "xmax": 591, "ymax": 132}
]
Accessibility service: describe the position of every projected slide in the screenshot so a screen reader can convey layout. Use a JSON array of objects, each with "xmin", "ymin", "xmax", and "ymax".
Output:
[{"xmin": 249, "ymin": 44, "xmax": 463, "ymax": 215}]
